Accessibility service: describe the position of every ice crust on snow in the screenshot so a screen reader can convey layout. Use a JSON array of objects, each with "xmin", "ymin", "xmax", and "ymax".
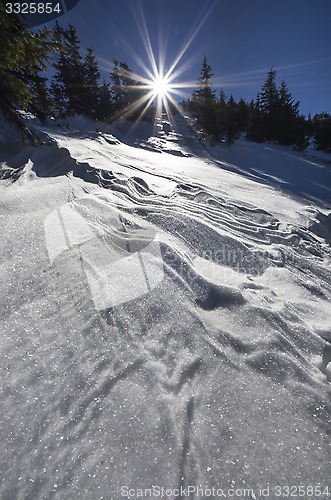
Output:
[{"xmin": 0, "ymin": 114, "xmax": 331, "ymax": 499}]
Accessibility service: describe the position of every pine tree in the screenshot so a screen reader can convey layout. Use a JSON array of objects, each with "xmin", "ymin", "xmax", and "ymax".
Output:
[
  {"xmin": 248, "ymin": 69, "xmax": 307, "ymax": 147},
  {"xmin": 82, "ymin": 48, "xmax": 101, "ymax": 118},
  {"xmin": 247, "ymin": 95, "xmax": 264, "ymax": 142},
  {"xmin": 0, "ymin": 3, "xmax": 56, "ymax": 138},
  {"xmin": 119, "ymin": 62, "xmax": 137, "ymax": 108},
  {"xmin": 293, "ymin": 114, "xmax": 310, "ymax": 151},
  {"xmin": 65, "ymin": 24, "xmax": 85, "ymax": 114},
  {"xmin": 278, "ymin": 80, "xmax": 299, "ymax": 114},
  {"xmin": 26, "ymin": 70, "xmax": 52, "ymax": 123},
  {"xmin": 110, "ymin": 60, "xmax": 142, "ymax": 119},
  {"xmin": 237, "ymin": 98, "xmax": 249, "ymax": 132},
  {"xmin": 259, "ymin": 67, "xmax": 279, "ymax": 140},
  {"xmin": 192, "ymin": 55, "xmax": 217, "ymax": 140},
  {"xmin": 110, "ymin": 60, "xmax": 125, "ymax": 114},
  {"xmin": 313, "ymin": 113, "xmax": 331, "ymax": 151},
  {"xmin": 306, "ymin": 113, "xmax": 314, "ymax": 138},
  {"xmin": 216, "ymin": 89, "xmax": 227, "ymax": 141},
  {"xmin": 275, "ymin": 80, "xmax": 300, "ymax": 145},
  {"xmin": 51, "ymin": 23, "xmax": 85, "ymax": 116},
  {"xmin": 225, "ymin": 94, "xmax": 239, "ymax": 144},
  {"xmin": 260, "ymin": 67, "xmax": 279, "ymax": 114},
  {"xmin": 97, "ymin": 80, "xmax": 113, "ymax": 120}
]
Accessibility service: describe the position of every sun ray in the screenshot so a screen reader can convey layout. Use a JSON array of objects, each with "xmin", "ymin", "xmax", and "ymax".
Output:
[
  {"xmin": 134, "ymin": 1, "xmax": 159, "ymax": 80},
  {"xmin": 164, "ymin": 0, "xmax": 217, "ymax": 81},
  {"xmin": 100, "ymin": 0, "xmax": 221, "ymax": 130},
  {"xmin": 109, "ymin": 90, "xmax": 154, "ymax": 124}
]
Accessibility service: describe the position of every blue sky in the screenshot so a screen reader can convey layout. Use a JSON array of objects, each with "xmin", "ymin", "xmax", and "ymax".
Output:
[{"xmin": 43, "ymin": 0, "xmax": 331, "ymax": 117}]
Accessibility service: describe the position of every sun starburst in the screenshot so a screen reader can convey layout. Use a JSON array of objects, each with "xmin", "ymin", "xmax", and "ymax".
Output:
[
  {"xmin": 105, "ymin": 1, "xmax": 217, "ymax": 130},
  {"xmin": 149, "ymin": 75, "xmax": 172, "ymax": 99}
]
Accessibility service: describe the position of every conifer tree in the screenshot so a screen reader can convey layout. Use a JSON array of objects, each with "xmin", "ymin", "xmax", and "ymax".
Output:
[
  {"xmin": 275, "ymin": 80, "xmax": 300, "ymax": 145},
  {"xmin": 119, "ymin": 62, "xmax": 137, "ymax": 108},
  {"xmin": 247, "ymin": 95, "xmax": 264, "ymax": 142},
  {"xmin": 192, "ymin": 55, "xmax": 217, "ymax": 140},
  {"xmin": 306, "ymin": 113, "xmax": 314, "ymax": 138},
  {"xmin": 237, "ymin": 98, "xmax": 249, "ymax": 132},
  {"xmin": 313, "ymin": 113, "xmax": 331, "ymax": 151},
  {"xmin": 260, "ymin": 67, "xmax": 279, "ymax": 114},
  {"xmin": 65, "ymin": 24, "xmax": 85, "ymax": 114},
  {"xmin": 97, "ymin": 80, "xmax": 113, "ymax": 120},
  {"xmin": 0, "ymin": 2, "xmax": 56, "ymax": 138},
  {"xmin": 259, "ymin": 67, "xmax": 279, "ymax": 140},
  {"xmin": 110, "ymin": 60, "xmax": 126, "ymax": 113},
  {"xmin": 109, "ymin": 60, "xmax": 146, "ymax": 121},
  {"xmin": 278, "ymin": 80, "xmax": 299, "ymax": 114},
  {"xmin": 26, "ymin": 70, "xmax": 52, "ymax": 123},
  {"xmin": 216, "ymin": 89, "xmax": 227, "ymax": 141},
  {"xmin": 82, "ymin": 48, "xmax": 101, "ymax": 118},
  {"xmin": 225, "ymin": 94, "xmax": 239, "ymax": 144},
  {"xmin": 51, "ymin": 23, "xmax": 85, "ymax": 116},
  {"xmin": 247, "ymin": 69, "xmax": 308, "ymax": 148}
]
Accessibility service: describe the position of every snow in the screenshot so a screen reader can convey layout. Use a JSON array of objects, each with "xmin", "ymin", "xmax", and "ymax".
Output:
[{"xmin": 1, "ymin": 114, "xmax": 331, "ymax": 499}]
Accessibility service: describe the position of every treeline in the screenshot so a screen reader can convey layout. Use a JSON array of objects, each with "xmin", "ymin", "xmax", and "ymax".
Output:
[
  {"xmin": 182, "ymin": 57, "xmax": 331, "ymax": 151},
  {"xmin": 1, "ymin": 2, "xmax": 331, "ymax": 152},
  {"xmin": 50, "ymin": 22, "xmax": 154, "ymax": 123},
  {"xmin": 0, "ymin": 5, "xmax": 154, "ymax": 141}
]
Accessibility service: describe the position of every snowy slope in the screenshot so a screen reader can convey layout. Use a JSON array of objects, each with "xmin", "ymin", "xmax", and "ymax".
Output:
[{"xmin": 1, "ymin": 115, "xmax": 331, "ymax": 499}]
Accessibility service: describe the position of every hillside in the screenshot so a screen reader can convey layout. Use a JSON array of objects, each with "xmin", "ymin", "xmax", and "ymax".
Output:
[{"xmin": 1, "ymin": 114, "xmax": 330, "ymax": 499}]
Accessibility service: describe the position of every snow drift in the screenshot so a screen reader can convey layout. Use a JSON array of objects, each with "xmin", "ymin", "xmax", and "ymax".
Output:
[{"xmin": 0, "ymin": 114, "xmax": 330, "ymax": 499}]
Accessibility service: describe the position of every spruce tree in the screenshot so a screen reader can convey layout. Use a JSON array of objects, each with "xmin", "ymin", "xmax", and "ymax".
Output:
[
  {"xmin": 109, "ymin": 60, "xmax": 144, "ymax": 121},
  {"xmin": 248, "ymin": 69, "xmax": 307, "ymax": 148},
  {"xmin": 65, "ymin": 25, "xmax": 85, "ymax": 114},
  {"xmin": 275, "ymin": 80, "xmax": 300, "ymax": 145},
  {"xmin": 278, "ymin": 80, "xmax": 299, "ymax": 114},
  {"xmin": 192, "ymin": 55, "xmax": 217, "ymax": 140},
  {"xmin": 260, "ymin": 67, "xmax": 279, "ymax": 114},
  {"xmin": 216, "ymin": 89, "xmax": 227, "ymax": 141},
  {"xmin": 26, "ymin": 70, "xmax": 52, "ymax": 123},
  {"xmin": 313, "ymin": 113, "xmax": 331, "ymax": 151},
  {"xmin": 225, "ymin": 94, "xmax": 239, "ymax": 144},
  {"xmin": 259, "ymin": 67, "xmax": 279, "ymax": 140},
  {"xmin": 97, "ymin": 80, "xmax": 113, "ymax": 120},
  {"xmin": 306, "ymin": 113, "xmax": 314, "ymax": 138},
  {"xmin": 82, "ymin": 48, "xmax": 101, "ymax": 118},
  {"xmin": 51, "ymin": 23, "xmax": 85, "ymax": 116},
  {"xmin": 237, "ymin": 98, "xmax": 249, "ymax": 132},
  {"xmin": 247, "ymin": 95, "xmax": 264, "ymax": 142},
  {"xmin": 110, "ymin": 60, "xmax": 124, "ymax": 113},
  {"xmin": 0, "ymin": 2, "xmax": 56, "ymax": 138},
  {"xmin": 119, "ymin": 62, "xmax": 137, "ymax": 108}
]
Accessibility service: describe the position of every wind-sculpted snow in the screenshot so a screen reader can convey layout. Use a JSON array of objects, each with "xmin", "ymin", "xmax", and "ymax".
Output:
[{"xmin": 0, "ymin": 115, "xmax": 331, "ymax": 499}]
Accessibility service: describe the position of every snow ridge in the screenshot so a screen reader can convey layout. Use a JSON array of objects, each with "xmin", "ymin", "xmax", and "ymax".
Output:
[{"xmin": 0, "ymin": 114, "xmax": 330, "ymax": 499}]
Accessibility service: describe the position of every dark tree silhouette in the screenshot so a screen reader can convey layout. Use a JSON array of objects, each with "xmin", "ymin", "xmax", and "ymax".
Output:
[
  {"xmin": 82, "ymin": 48, "xmax": 101, "ymax": 118},
  {"xmin": 191, "ymin": 55, "xmax": 218, "ymax": 140},
  {"xmin": 0, "ymin": 2, "xmax": 56, "ymax": 138},
  {"xmin": 51, "ymin": 23, "xmax": 85, "ymax": 116}
]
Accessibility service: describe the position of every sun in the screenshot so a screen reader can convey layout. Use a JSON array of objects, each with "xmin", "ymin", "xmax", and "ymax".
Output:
[
  {"xmin": 150, "ymin": 76, "xmax": 172, "ymax": 98},
  {"xmin": 105, "ymin": 0, "xmax": 218, "ymax": 126}
]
